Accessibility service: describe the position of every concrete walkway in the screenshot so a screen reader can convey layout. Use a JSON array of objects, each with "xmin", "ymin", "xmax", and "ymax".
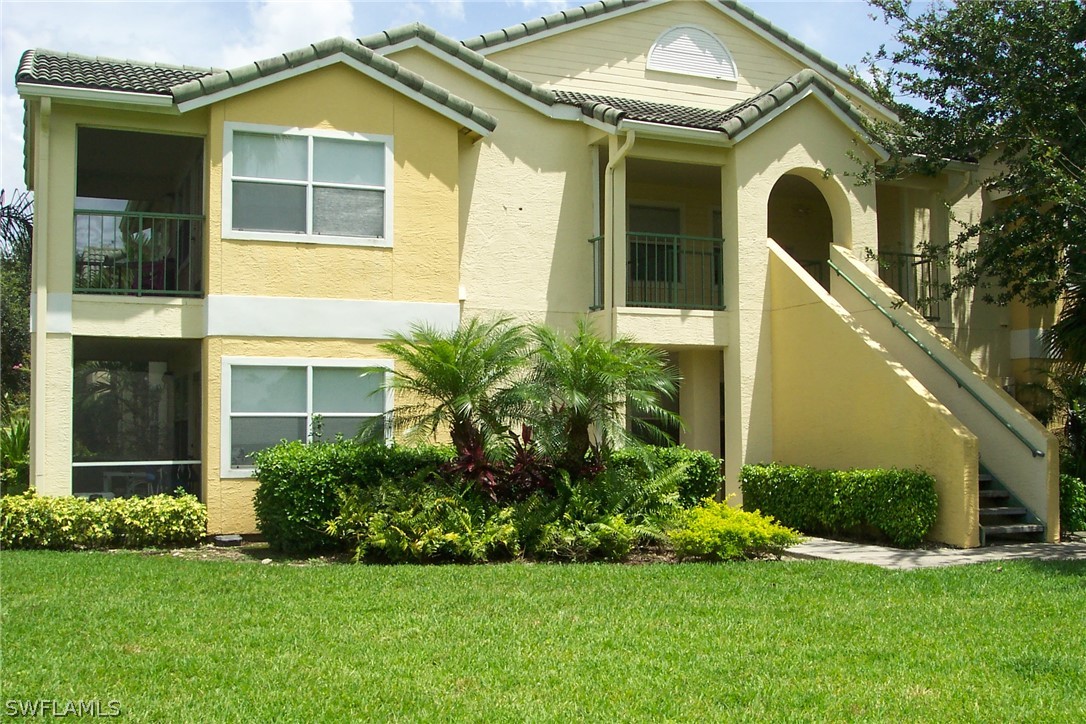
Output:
[{"xmin": 785, "ymin": 536, "xmax": 1086, "ymax": 571}]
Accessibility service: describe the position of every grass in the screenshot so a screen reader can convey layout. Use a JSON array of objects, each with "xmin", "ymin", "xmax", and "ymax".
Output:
[{"xmin": 1, "ymin": 552, "xmax": 1084, "ymax": 722}]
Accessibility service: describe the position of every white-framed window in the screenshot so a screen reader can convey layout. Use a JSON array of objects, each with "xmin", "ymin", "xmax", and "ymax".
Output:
[
  {"xmin": 221, "ymin": 357, "xmax": 392, "ymax": 475},
  {"xmin": 647, "ymin": 25, "xmax": 737, "ymax": 81},
  {"xmin": 222, "ymin": 123, "xmax": 393, "ymax": 247}
]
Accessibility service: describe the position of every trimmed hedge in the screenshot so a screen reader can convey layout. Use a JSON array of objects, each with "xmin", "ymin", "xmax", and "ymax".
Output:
[
  {"xmin": 741, "ymin": 463, "xmax": 938, "ymax": 548},
  {"xmin": 252, "ymin": 440, "xmax": 454, "ymax": 554},
  {"xmin": 0, "ymin": 491, "xmax": 206, "ymax": 550},
  {"xmin": 609, "ymin": 445, "xmax": 722, "ymax": 506},
  {"xmin": 1060, "ymin": 474, "xmax": 1086, "ymax": 536}
]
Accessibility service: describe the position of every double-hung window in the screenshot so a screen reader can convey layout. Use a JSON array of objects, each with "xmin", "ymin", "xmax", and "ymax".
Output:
[
  {"xmin": 223, "ymin": 358, "xmax": 390, "ymax": 473},
  {"xmin": 224, "ymin": 123, "xmax": 393, "ymax": 246}
]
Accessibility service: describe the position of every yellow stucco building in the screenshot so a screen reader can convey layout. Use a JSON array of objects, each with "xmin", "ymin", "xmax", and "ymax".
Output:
[{"xmin": 17, "ymin": 0, "xmax": 1059, "ymax": 546}]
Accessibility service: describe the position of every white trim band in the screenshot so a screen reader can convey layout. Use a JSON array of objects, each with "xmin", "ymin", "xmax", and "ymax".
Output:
[{"xmin": 206, "ymin": 295, "xmax": 460, "ymax": 339}]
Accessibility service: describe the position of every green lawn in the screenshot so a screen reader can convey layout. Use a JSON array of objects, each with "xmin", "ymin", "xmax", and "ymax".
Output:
[{"xmin": 1, "ymin": 552, "xmax": 1083, "ymax": 722}]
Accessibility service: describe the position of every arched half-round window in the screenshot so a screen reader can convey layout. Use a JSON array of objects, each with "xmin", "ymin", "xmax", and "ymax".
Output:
[{"xmin": 647, "ymin": 25, "xmax": 737, "ymax": 81}]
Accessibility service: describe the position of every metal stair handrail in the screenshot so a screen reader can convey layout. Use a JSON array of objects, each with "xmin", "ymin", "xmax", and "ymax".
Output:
[{"xmin": 827, "ymin": 259, "xmax": 1044, "ymax": 458}]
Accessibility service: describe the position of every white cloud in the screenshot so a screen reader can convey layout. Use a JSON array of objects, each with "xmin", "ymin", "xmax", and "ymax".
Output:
[
  {"xmin": 219, "ymin": 0, "xmax": 357, "ymax": 68},
  {"xmin": 429, "ymin": 0, "xmax": 466, "ymax": 22},
  {"xmin": 1, "ymin": 93, "xmax": 27, "ymax": 195},
  {"xmin": 515, "ymin": 0, "xmax": 573, "ymax": 13}
]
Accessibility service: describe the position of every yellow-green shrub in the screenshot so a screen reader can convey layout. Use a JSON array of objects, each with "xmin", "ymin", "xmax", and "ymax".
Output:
[
  {"xmin": 1, "ymin": 491, "xmax": 206, "ymax": 550},
  {"xmin": 668, "ymin": 498, "xmax": 802, "ymax": 561}
]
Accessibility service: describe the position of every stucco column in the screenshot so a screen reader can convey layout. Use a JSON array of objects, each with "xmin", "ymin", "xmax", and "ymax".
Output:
[
  {"xmin": 38, "ymin": 333, "xmax": 73, "ymax": 496},
  {"xmin": 722, "ymin": 158, "xmax": 774, "ymax": 504},
  {"xmin": 29, "ymin": 98, "xmax": 74, "ymax": 496},
  {"xmin": 29, "ymin": 99, "xmax": 50, "ymax": 493},
  {"xmin": 677, "ymin": 348, "xmax": 722, "ymax": 457}
]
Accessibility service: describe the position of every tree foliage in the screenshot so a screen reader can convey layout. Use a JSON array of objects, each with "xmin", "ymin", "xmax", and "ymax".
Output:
[
  {"xmin": 865, "ymin": 0, "xmax": 1086, "ymax": 316},
  {"xmin": 1, "ymin": 189, "xmax": 33, "ymax": 401}
]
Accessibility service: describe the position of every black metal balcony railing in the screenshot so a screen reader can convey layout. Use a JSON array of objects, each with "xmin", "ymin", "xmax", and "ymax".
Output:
[
  {"xmin": 878, "ymin": 252, "xmax": 941, "ymax": 321},
  {"xmin": 626, "ymin": 232, "xmax": 725, "ymax": 310},
  {"xmin": 74, "ymin": 210, "xmax": 204, "ymax": 297},
  {"xmin": 588, "ymin": 236, "xmax": 604, "ymax": 311}
]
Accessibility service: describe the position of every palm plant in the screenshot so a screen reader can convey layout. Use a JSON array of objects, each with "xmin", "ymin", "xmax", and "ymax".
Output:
[
  {"xmin": 376, "ymin": 317, "xmax": 531, "ymax": 454},
  {"xmin": 1, "ymin": 189, "xmax": 33, "ymax": 400},
  {"xmin": 1045, "ymin": 258, "xmax": 1086, "ymax": 376},
  {"xmin": 525, "ymin": 319, "xmax": 682, "ymax": 477}
]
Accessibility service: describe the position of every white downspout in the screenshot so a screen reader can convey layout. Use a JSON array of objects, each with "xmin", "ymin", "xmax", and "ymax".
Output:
[{"xmin": 604, "ymin": 129, "xmax": 635, "ymax": 333}]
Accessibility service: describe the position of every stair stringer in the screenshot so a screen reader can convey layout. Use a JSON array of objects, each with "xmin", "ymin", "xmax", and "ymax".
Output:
[{"xmin": 827, "ymin": 245, "xmax": 1059, "ymax": 542}]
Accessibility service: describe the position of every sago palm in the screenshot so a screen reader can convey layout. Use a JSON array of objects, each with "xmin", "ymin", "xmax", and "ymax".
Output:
[
  {"xmin": 526, "ymin": 319, "xmax": 682, "ymax": 477},
  {"xmin": 376, "ymin": 317, "xmax": 530, "ymax": 452}
]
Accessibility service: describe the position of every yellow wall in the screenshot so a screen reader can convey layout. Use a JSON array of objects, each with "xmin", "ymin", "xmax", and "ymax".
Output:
[
  {"xmin": 207, "ymin": 63, "xmax": 461, "ymax": 304},
  {"xmin": 768, "ymin": 243, "xmax": 980, "ymax": 547},
  {"xmin": 875, "ymin": 176, "xmax": 1015, "ymax": 379},
  {"xmin": 387, "ymin": 47, "xmax": 600, "ymax": 332},
  {"xmin": 27, "ymin": 63, "xmax": 465, "ymax": 533}
]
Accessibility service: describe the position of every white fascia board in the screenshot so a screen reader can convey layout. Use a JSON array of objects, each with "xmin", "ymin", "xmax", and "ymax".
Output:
[
  {"xmin": 206, "ymin": 295, "xmax": 460, "ymax": 339},
  {"xmin": 618, "ymin": 119, "xmax": 732, "ymax": 147},
  {"xmin": 472, "ymin": 0, "xmax": 670, "ymax": 56},
  {"xmin": 175, "ymin": 54, "xmax": 493, "ymax": 136},
  {"xmin": 710, "ymin": 4, "xmax": 898, "ymax": 125},
  {"xmin": 886, "ymin": 154, "xmax": 980, "ymax": 173},
  {"xmin": 582, "ymin": 114, "xmax": 620, "ymax": 135},
  {"xmin": 730, "ymin": 88, "xmax": 889, "ymax": 161},
  {"xmin": 17, "ymin": 83, "xmax": 178, "ymax": 112}
]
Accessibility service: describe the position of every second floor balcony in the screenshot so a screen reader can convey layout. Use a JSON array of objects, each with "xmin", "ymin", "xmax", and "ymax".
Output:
[
  {"xmin": 589, "ymin": 232, "xmax": 725, "ymax": 311},
  {"xmin": 878, "ymin": 251, "xmax": 942, "ymax": 322},
  {"xmin": 74, "ymin": 127, "xmax": 204, "ymax": 298}
]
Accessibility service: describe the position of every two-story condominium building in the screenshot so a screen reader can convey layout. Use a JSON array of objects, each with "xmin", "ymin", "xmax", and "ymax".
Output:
[{"xmin": 18, "ymin": 0, "xmax": 1060, "ymax": 547}]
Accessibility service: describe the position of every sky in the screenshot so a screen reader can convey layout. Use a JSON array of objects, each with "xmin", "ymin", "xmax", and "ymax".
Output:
[{"xmin": 0, "ymin": 0, "xmax": 899, "ymax": 195}]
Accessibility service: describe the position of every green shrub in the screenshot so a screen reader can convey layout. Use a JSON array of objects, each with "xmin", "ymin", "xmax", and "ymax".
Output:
[
  {"xmin": 1060, "ymin": 474, "xmax": 1086, "ymax": 535},
  {"xmin": 668, "ymin": 498, "xmax": 802, "ymax": 561},
  {"xmin": 0, "ymin": 409, "xmax": 30, "ymax": 496},
  {"xmin": 609, "ymin": 445, "xmax": 722, "ymax": 507},
  {"xmin": 330, "ymin": 478, "xmax": 517, "ymax": 563},
  {"xmin": 1, "ymin": 491, "xmax": 206, "ymax": 550},
  {"xmin": 252, "ymin": 440, "xmax": 453, "ymax": 554},
  {"xmin": 741, "ymin": 463, "xmax": 938, "ymax": 548},
  {"xmin": 533, "ymin": 513, "xmax": 635, "ymax": 561}
]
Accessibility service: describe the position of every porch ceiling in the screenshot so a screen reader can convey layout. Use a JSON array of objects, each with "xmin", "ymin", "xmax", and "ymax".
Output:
[{"xmin": 627, "ymin": 157, "xmax": 720, "ymax": 187}]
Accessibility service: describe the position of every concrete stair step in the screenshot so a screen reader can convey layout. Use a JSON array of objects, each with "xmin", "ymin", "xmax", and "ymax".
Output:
[
  {"xmin": 979, "ymin": 506, "xmax": 1027, "ymax": 517},
  {"xmin": 981, "ymin": 523, "xmax": 1045, "ymax": 536}
]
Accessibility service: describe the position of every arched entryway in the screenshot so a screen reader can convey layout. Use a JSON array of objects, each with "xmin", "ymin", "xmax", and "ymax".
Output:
[{"xmin": 768, "ymin": 174, "xmax": 834, "ymax": 288}]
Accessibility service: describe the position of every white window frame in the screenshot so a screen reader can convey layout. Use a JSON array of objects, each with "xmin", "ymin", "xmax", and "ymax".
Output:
[
  {"xmin": 222, "ymin": 122, "xmax": 394, "ymax": 247},
  {"xmin": 221, "ymin": 356, "xmax": 393, "ymax": 477}
]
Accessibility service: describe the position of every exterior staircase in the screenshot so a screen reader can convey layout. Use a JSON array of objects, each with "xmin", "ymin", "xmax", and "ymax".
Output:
[{"xmin": 978, "ymin": 467, "xmax": 1046, "ymax": 546}]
